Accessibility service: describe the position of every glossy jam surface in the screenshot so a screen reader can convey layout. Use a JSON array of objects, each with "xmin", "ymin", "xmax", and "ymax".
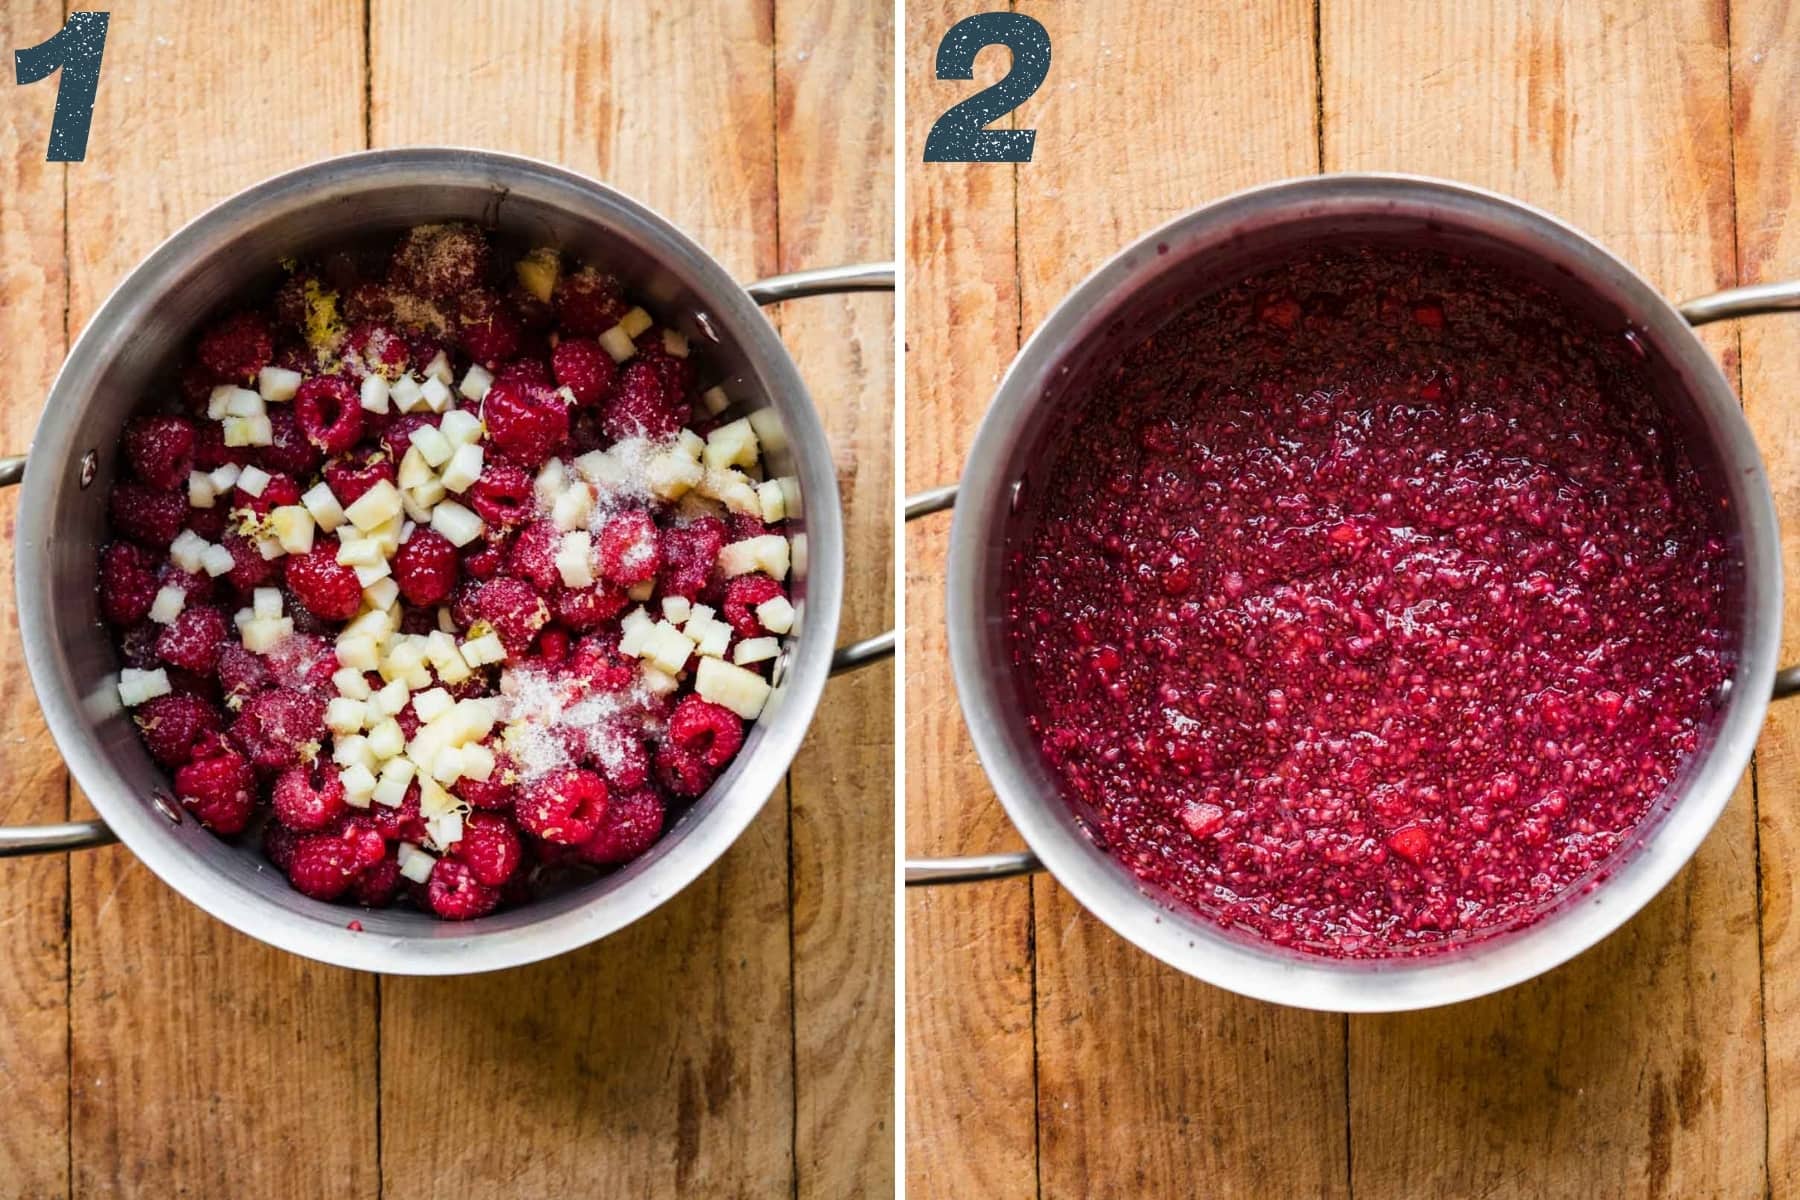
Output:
[{"xmin": 1006, "ymin": 247, "xmax": 1737, "ymax": 957}]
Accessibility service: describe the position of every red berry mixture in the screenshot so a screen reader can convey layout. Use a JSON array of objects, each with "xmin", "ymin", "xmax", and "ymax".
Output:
[
  {"xmin": 101, "ymin": 223, "xmax": 791, "ymax": 919},
  {"xmin": 1006, "ymin": 245, "xmax": 1738, "ymax": 958}
]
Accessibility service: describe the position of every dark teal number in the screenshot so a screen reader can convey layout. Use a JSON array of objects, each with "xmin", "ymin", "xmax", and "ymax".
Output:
[
  {"xmin": 923, "ymin": 12, "xmax": 1050, "ymax": 163},
  {"xmin": 14, "ymin": 11, "xmax": 109, "ymax": 162}
]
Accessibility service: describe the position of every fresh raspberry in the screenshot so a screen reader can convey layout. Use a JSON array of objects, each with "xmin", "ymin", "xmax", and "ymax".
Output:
[
  {"xmin": 272, "ymin": 341, "xmax": 315, "ymax": 374},
  {"xmin": 294, "ymin": 377, "xmax": 366, "ymax": 456},
  {"xmin": 372, "ymin": 783, "xmax": 428, "ymax": 843},
  {"xmin": 506, "ymin": 281, "xmax": 555, "ymax": 330},
  {"xmin": 455, "ymin": 751, "xmax": 518, "ymax": 810},
  {"xmin": 156, "ymin": 563, "xmax": 216, "ymax": 605},
  {"xmin": 263, "ymin": 819, "xmax": 298, "ymax": 872},
  {"xmin": 570, "ymin": 632, "xmax": 638, "ymax": 692},
  {"xmin": 596, "ymin": 724, "xmax": 651, "ymax": 790},
  {"xmin": 555, "ymin": 584, "xmax": 628, "ymax": 631},
  {"xmin": 118, "ymin": 621, "xmax": 161, "ymax": 668},
  {"xmin": 324, "ymin": 453, "xmax": 396, "ymax": 507},
  {"xmin": 109, "ymin": 484, "xmax": 187, "ymax": 547},
  {"xmin": 255, "ymin": 409, "xmax": 325, "ymax": 478},
  {"xmin": 576, "ymin": 788, "xmax": 665, "ymax": 865},
  {"xmin": 494, "ymin": 358, "xmax": 552, "ymax": 387},
  {"xmin": 179, "ymin": 361, "xmax": 218, "ymax": 413},
  {"xmin": 600, "ymin": 360, "xmax": 688, "ymax": 441},
  {"xmin": 341, "ymin": 322, "xmax": 410, "ymax": 380},
  {"xmin": 155, "ymin": 605, "xmax": 227, "ymax": 674},
  {"xmin": 723, "ymin": 574, "xmax": 784, "ymax": 638},
  {"xmin": 451, "ymin": 811, "xmax": 522, "ymax": 886},
  {"xmin": 455, "ymin": 289, "xmax": 522, "ymax": 367},
  {"xmin": 658, "ymin": 516, "xmax": 726, "ymax": 600},
  {"xmin": 124, "ymin": 415, "xmax": 197, "ymax": 490},
  {"xmin": 288, "ymin": 823, "xmax": 384, "ymax": 901},
  {"xmin": 285, "ymin": 544, "xmax": 362, "ymax": 622},
  {"xmin": 517, "ymin": 768, "xmax": 607, "ymax": 845},
  {"xmin": 482, "ymin": 380, "xmax": 569, "ymax": 469},
  {"xmin": 233, "ymin": 471, "xmax": 301, "ymax": 516},
  {"xmin": 353, "ymin": 852, "xmax": 403, "ymax": 907},
  {"xmin": 273, "ymin": 269, "xmax": 325, "ymax": 330},
  {"xmin": 554, "ymin": 267, "xmax": 627, "ymax": 335},
  {"xmin": 728, "ymin": 512, "xmax": 771, "ymax": 541},
  {"xmin": 426, "ymin": 858, "xmax": 500, "ymax": 920},
  {"xmin": 392, "ymin": 529, "xmax": 459, "ymax": 606},
  {"xmin": 472, "ymin": 577, "xmax": 550, "ymax": 658},
  {"xmin": 216, "ymin": 641, "xmax": 273, "ymax": 708},
  {"xmin": 506, "ymin": 519, "xmax": 564, "ymax": 594},
  {"xmin": 191, "ymin": 421, "xmax": 233, "ymax": 470},
  {"xmin": 653, "ymin": 741, "xmax": 714, "ymax": 798},
  {"xmin": 272, "ymin": 763, "xmax": 349, "ymax": 832},
  {"xmin": 462, "ymin": 536, "xmax": 511, "ymax": 582},
  {"xmin": 196, "ymin": 311, "xmax": 273, "ymax": 383},
  {"xmin": 342, "ymin": 280, "xmax": 394, "ymax": 324},
  {"xmin": 221, "ymin": 532, "xmax": 279, "ymax": 592},
  {"xmin": 540, "ymin": 627, "xmax": 575, "ymax": 663},
  {"xmin": 551, "ymin": 338, "xmax": 615, "ymax": 406},
  {"xmin": 183, "ymin": 504, "xmax": 229, "ymax": 541},
  {"xmin": 99, "ymin": 542, "xmax": 160, "ymax": 626},
  {"xmin": 638, "ymin": 343, "xmax": 696, "ymax": 405},
  {"xmin": 388, "ymin": 223, "xmax": 491, "ymax": 302},
  {"xmin": 380, "ymin": 413, "xmax": 441, "ymax": 463},
  {"xmin": 597, "ymin": 509, "xmax": 662, "ymax": 586},
  {"xmin": 174, "ymin": 747, "xmax": 256, "ymax": 834},
  {"xmin": 667, "ymin": 695, "xmax": 744, "ymax": 769},
  {"xmin": 134, "ymin": 693, "xmax": 223, "ymax": 767},
  {"xmin": 466, "ymin": 462, "xmax": 535, "ymax": 529},
  {"xmin": 231, "ymin": 689, "xmax": 327, "ymax": 771}
]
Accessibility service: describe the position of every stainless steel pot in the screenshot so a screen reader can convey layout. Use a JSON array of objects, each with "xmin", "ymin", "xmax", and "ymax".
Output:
[
  {"xmin": 0, "ymin": 148, "xmax": 893, "ymax": 974},
  {"xmin": 906, "ymin": 173, "xmax": 1799, "ymax": 1011}
]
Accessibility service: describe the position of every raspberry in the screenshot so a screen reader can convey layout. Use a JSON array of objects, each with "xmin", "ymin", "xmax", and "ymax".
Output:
[
  {"xmin": 723, "ymin": 574, "xmax": 784, "ymax": 638},
  {"xmin": 388, "ymin": 223, "xmax": 491, "ymax": 302},
  {"xmin": 324, "ymin": 454, "xmax": 396, "ymax": 507},
  {"xmin": 155, "ymin": 605, "xmax": 227, "ymax": 674},
  {"xmin": 456, "ymin": 288, "xmax": 522, "ymax": 367},
  {"xmin": 553, "ymin": 267, "xmax": 627, "ymax": 335},
  {"xmin": 191, "ymin": 421, "xmax": 232, "ymax": 470},
  {"xmin": 380, "ymin": 413, "xmax": 441, "ymax": 463},
  {"xmin": 600, "ymin": 360, "xmax": 688, "ymax": 441},
  {"xmin": 196, "ymin": 311, "xmax": 273, "ymax": 383},
  {"xmin": 273, "ymin": 269, "xmax": 325, "ymax": 330},
  {"xmin": 272, "ymin": 763, "xmax": 349, "ymax": 832},
  {"xmin": 99, "ymin": 542, "xmax": 160, "ymax": 626},
  {"xmin": 174, "ymin": 747, "xmax": 256, "ymax": 834},
  {"xmin": 555, "ymin": 584, "xmax": 628, "ymax": 631},
  {"xmin": 597, "ymin": 509, "xmax": 662, "ymax": 586},
  {"xmin": 266, "ymin": 632, "xmax": 338, "ymax": 693},
  {"xmin": 288, "ymin": 823, "xmax": 384, "ymax": 901},
  {"xmin": 506, "ymin": 519, "xmax": 565, "ymax": 594},
  {"xmin": 638, "ymin": 343, "xmax": 696, "ymax": 405},
  {"xmin": 235, "ymin": 475, "xmax": 301, "ymax": 519},
  {"xmin": 482, "ymin": 380, "xmax": 569, "ymax": 469},
  {"xmin": 494, "ymin": 358, "xmax": 552, "ymax": 387},
  {"xmin": 659, "ymin": 516, "xmax": 726, "ymax": 600},
  {"xmin": 353, "ymin": 852, "xmax": 403, "ymax": 907},
  {"xmin": 342, "ymin": 280, "xmax": 394, "ymax": 324},
  {"xmin": 118, "ymin": 621, "xmax": 161, "ymax": 668},
  {"xmin": 455, "ymin": 749, "xmax": 517, "ymax": 810},
  {"xmin": 467, "ymin": 463, "xmax": 535, "ymax": 529},
  {"xmin": 124, "ymin": 416, "xmax": 197, "ymax": 490},
  {"xmin": 109, "ymin": 484, "xmax": 187, "ymax": 547},
  {"xmin": 517, "ymin": 768, "xmax": 607, "ymax": 845},
  {"xmin": 551, "ymin": 338, "xmax": 615, "ymax": 406},
  {"xmin": 392, "ymin": 529, "xmax": 459, "ymax": 606},
  {"xmin": 263, "ymin": 820, "xmax": 298, "ymax": 872},
  {"xmin": 667, "ymin": 695, "xmax": 744, "ymax": 768},
  {"xmin": 597, "ymin": 724, "xmax": 650, "ymax": 790},
  {"xmin": 156, "ymin": 563, "xmax": 215, "ymax": 606},
  {"xmin": 570, "ymin": 633, "xmax": 638, "ymax": 692},
  {"xmin": 179, "ymin": 361, "xmax": 218, "ymax": 412},
  {"xmin": 535, "ymin": 626, "xmax": 569, "ymax": 663},
  {"xmin": 653, "ymin": 741, "xmax": 713, "ymax": 798},
  {"xmin": 372, "ymin": 784, "xmax": 428, "ymax": 843},
  {"xmin": 576, "ymin": 788, "xmax": 665, "ymax": 865},
  {"xmin": 285, "ymin": 544, "xmax": 362, "ymax": 622},
  {"xmin": 506, "ymin": 282, "xmax": 554, "ymax": 330},
  {"xmin": 134, "ymin": 693, "xmax": 223, "ymax": 768},
  {"xmin": 184, "ymin": 504, "xmax": 228, "ymax": 540},
  {"xmin": 341, "ymin": 322, "xmax": 410, "ymax": 380},
  {"xmin": 462, "ymin": 537, "xmax": 511, "ymax": 583},
  {"xmin": 426, "ymin": 858, "xmax": 500, "ymax": 920},
  {"xmin": 728, "ymin": 512, "xmax": 771, "ymax": 541},
  {"xmin": 451, "ymin": 811, "xmax": 522, "ymax": 886},
  {"xmin": 294, "ymin": 377, "xmax": 366, "ymax": 456},
  {"xmin": 256, "ymin": 409, "xmax": 325, "ymax": 478},
  {"xmin": 221, "ymin": 532, "xmax": 278, "ymax": 592},
  {"xmin": 231, "ymin": 689, "xmax": 326, "ymax": 771},
  {"xmin": 472, "ymin": 578, "xmax": 550, "ymax": 658},
  {"xmin": 217, "ymin": 641, "xmax": 273, "ymax": 707}
]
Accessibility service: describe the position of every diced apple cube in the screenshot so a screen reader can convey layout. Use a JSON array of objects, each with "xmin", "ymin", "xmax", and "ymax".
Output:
[
  {"xmin": 755, "ymin": 595, "xmax": 795, "ymax": 635},
  {"xmin": 459, "ymin": 632, "xmax": 506, "ymax": 667},
  {"xmin": 258, "ymin": 365, "xmax": 302, "ymax": 402},
  {"xmin": 333, "ymin": 667, "xmax": 372, "ymax": 700},
  {"xmin": 326, "ymin": 697, "xmax": 368, "ymax": 736},
  {"xmin": 359, "ymin": 373, "xmax": 391, "ymax": 415},
  {"xmin": 170, "ymin": 530, "xmax": 210, "ymax": 573},
  {"xmin": 418, "ymin": 776, "xmax": 456, "ymax": 818},
  {"xmin": 370, "ymin": 514, "xmax": 404, "ymax": 557},
  {"xmin": 627, "ymin": 579, "xmax": 655, "ymax": 601},
  {"xmin": 620, "ymin": 307, "xmax": 653, "ymax": 338},
  {"xmin": 148, "ymin": 586, "xmax": 187, "ymax": 624},
  {"xmin": 439, "ymin": 408, "xmax": 483, "ymax": 447},
  {"xmin": 703, "ymin": 418, "xmax": 759, "ymax": 471},
  {"xmin": 406, "ymin": 477, "xmax": 447, "ymax": 511},
  {"xmin": 662, "ymin": 328, "xmax": 689, "ymax": 358},
  {"xmin": 353, "ymin": 560, "xmax": 392, "ymax": 588},
  {"xmin": 336, "ymin": 633, "xmax": 380, "ymax": 671},
  {"xmin": 458, "ymin": 363, "xmax": 494, "ymax": 402},
  {"xmin": 396, "ymin": 841, "xmax": 436, "ymax": 882},
  {"xmin": 333, "ymin": 734, "xmax": 376, "ymax": 772},
  {"xmin": 345, "ymin": 479, "xmax": 403, "ymax": 532},
  {"xmin": 460, "ymin": 742, "xmax": 496, "ymax": 783},
  {"xmin": 440, "ymin": 443, "xmax": 483, "ymax": 494},
  {"xmin": 642, "ymin": 621, "xmax": 696, "ymax": 675},
  {"xmin": 556, "ymin": 531, "xmax": 595, "ymax": 588},
  {"xmin": 241, "ymin": 616, "xmax": 294, "ymax": 654},
  {"xmin": 367, "ymin": 718, "xmax": 405, "ymax": 761},
  {"xmin": 695, "ymin": 656, "xmax": 774, "ymax": 719},
  {"xmin": 756, "ymin": 480, "xmax": 786, "ymax": 524},
  {"xmin": 389, "ymin": 375, "xmax": 425, "ymax": 413},
  {"xmin": 423, "ymin": 350, "xmax": 454, "ymax": 386},
  {"xmin": 430, "ymin": 501, "xmax": 484, "ymax": 548},
  {"xmin": 269, "ymin": 505, "xmax": 316, "ymax": 555},
  {"xmin": 301, "ymin": 482, "xmax": 346, "ymax": 532},
  {"xmin": 618, "ymin": 607, "xmax": 655, "ymax": 657},
  {"xmin": 412, "ymin": 687, "xmax": 454, "ymax": 724},
  {"xmin": 516, "ymin": 247, "xmax": 560, "ymax": 302},
  {"xmin": 693, "ymin": 618, "xmax": 731, "ymax": 660},
  {"xmin": 639, "ymin": 665, "xmax": 680, "ymax": 698},
  {"xmin": 255, "ymin": 536, "xmax": 286, "ymax": 561},
  {"xmin": 534, "ymin": 458, "xmax": 568, "ymax": 506},
  {"xmin": 395, "ymin": 445, "xmax": 432, "ymax": 490},
  {"xmin": 335, "ymin": 535, "xmax": 382, "ymax": 568},
  {"xmin": 790, "ymin": 532, "xmax": 808, "ymax": 579},
  {"xmin": 207, "ymin": 385, "xmax": 247, "ymax": 420},
  {"xmin": 369, "ymin": 676, "xmax": 411, "ymax": 717},
  {"xmin": 734, "ymin": 636, "xmax": 780, "ymax": 666},
  {"xmin": 208, "ymin": 464, "xmax": 241, "ymax": 492},
  {"xmin": 420, "ymin": 376, "xmax": 453, "ymax": 414},
  {"xmin": 117, "ymin": 667, "xmax": 172, "ymax": 707},
  {"xmin": 223, "ymin": 415, "xmax": 273, "ymax": 447},
  {"xmin": 252, "ymin": 588, "xmax": 284, "ymax": 618},
  {"xmin": 375, "ymin": 758, "xmax": 416, "ymax": 808},
  {"xmin": 429, "ymin": 746, "xmax": 465, "ymax": 785},
  {"xmin": 427, "ymin": 810, "xmax": 464, "ymax": 849},
  {"xmin": 363, "ymin": 576, "xmax": 401, "ymax": 612},
  {"xmin": 718, "ymin": 535, "xmax": 790, "ymax": 580},
  {"xmin": 188, "ymin": 472, "xmax": 217, "ymax": 509},
  {"xmin": 701, "ymin": 468, "xmax": 760, "ymax": 515},
  {"xmin": 340, "ymin": 764, "xmax": 377, "ymax": 808},
  {"xmin": 200, "ymin": 543, "xmax": 236, "ymax": 577},
  {"xmin": 226, "ymin": 389, "xmax": 266, "ymax": 418},
  {"xmin": 661, "ymin": 596, "xmax": 692, "ymax": 624},
  {"xmin": 646, "ymin": 450, "xmax": 704, "ymax": 500},
  {"xmin": 700, "ymin": 385, "xmax": 730, "ymax": 416},
  {"xmin": 552, "ymin": 483, "xmax": 593, "ymax": 531},
  {"xmin": 598, "ymin": 324, "xmax": 636, "ymax": 362},
  {"xmin": 776, "ymin": 475, "xmax": 801, "ymax": 518},
  {"xmin": 571, "ymin": 449, "xmax": 623, "ymax": 488},
  {"xmin": 236, "ymin": 465, "xmax": 272, "ymax": 497}
]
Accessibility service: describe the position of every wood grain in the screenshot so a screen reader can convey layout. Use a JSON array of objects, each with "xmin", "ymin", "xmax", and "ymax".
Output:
[
  {"xmin": 774, "ymin": 1, "xmax": 897, "ymax": 1196},
  {"xmin": 0, "ymin": 1, "xmax": 70, "ymax": 1195},
  {"xmin": 902, "ymin": 2, "xmax": 1036, "ymax": 1196},
  {"xmin": 63, "ymin": 4, "xmax": 380, "ymax": 1198},
  {"xmin": 1731, "ymin": 0, "xmax": 1800, "ymax": 1191},
  {"xmin": 368, "ymin": 3, "xmax": 800, "ymax": 1197},
  {"xmin": 1323, "ymin": 3, "xmax": 1767, "ymax": 1196}
]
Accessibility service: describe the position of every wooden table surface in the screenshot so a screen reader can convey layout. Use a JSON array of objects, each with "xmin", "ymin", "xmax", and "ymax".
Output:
[
  {"xmin": 906, "ymin": 2, "xmax": 1797, "ymax": 1196},
  {"xmin": 0, "ymin": 3, "xmax": 892, "ymax": 1197}
]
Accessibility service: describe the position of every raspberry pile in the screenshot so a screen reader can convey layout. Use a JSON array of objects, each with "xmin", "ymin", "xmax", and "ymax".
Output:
[{"xmin": 104, "ymin": 223, "xmax": 799, "ymax": 920}]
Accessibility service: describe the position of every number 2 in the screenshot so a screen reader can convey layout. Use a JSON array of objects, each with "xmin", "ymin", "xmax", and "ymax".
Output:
[
  {"xmin": 923, "ymin": 12, "xmax": 1051, "ymax": 164},
  {"xmin": 14, "ymin": 11, "xmax": 109, "ymax": 162}
]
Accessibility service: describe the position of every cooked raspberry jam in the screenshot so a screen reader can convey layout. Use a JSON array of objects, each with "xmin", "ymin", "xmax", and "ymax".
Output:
[
  {"xmin": 102, "ymin": 223, "xmax": 792, "ymax": 919},
  {"xmin": 1006, "ymin": 246, "xmax": 1737, "ymax": 957}
]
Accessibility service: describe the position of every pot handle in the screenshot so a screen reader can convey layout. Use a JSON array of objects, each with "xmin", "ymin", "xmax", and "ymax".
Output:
[
  {"xmin": 745, "ymin": 261, "xmax": 898, "ymax": 675},
  {"xmin": 1681, "ymin": 283, "xmax": 1800, "ymax": 700},
  {"xmin": 898, "ymin": 485, "xmax": 1045, "ymax": 885}
]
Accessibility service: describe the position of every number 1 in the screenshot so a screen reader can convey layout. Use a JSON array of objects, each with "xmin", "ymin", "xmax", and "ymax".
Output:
[{"xmin": 15, "ymin": 11, "xmax": 109, "ymax": 162}]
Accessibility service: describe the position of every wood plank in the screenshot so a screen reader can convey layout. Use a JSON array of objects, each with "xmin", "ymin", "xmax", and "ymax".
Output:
[
  {"xmin": 367, "ymin": 4, "xmax": 796, "ymax": 1196},
  {"xmin": 1730, "ymin": 0, "xmax": 1800, "ymax": 1190},
  {"xmin": 774, "ymin": 1, "xmax": 896, "ymax": 1197},
  {"xmin": 1323, "ymin": 3, "xmax": 1766, "ymax": 1195},
  {"xmin": 1003, "ymin": 4, "xmax": 1347, "ymax": 1199},
  {"xmin": 63, "ymin": 4, "xmax": 379, "ymax": 1198},
  {"xmin": 0, "ymin": 1, "xmax": 70, "ymax": 1194},
  {"xmin": 901, "ymin": 2, "xmax": 1036, "ymax": 1196}
]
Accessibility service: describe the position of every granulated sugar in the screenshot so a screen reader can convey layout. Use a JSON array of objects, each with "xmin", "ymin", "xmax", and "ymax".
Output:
[{"xmin": 499, "ymin": 661, "xmax": 654, "ymax": 783}]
